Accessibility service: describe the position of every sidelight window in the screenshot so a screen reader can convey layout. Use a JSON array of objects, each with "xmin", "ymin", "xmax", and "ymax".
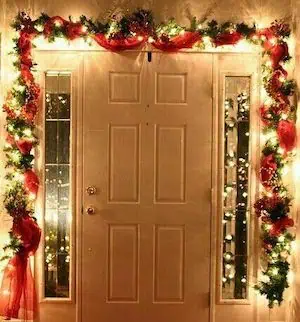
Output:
[
  {"xmin": 44, "ymin": 72, "xmax": 72, "ymax": 298},
  {"xmin": 221, "ymin": 76, "xmax": 251, "ymax": 300}
]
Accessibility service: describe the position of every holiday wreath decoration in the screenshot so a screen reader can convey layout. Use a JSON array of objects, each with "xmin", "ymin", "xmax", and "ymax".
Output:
[{"xmin": 0, "ymin": 8, "xmax": 296, "ymax": 319}]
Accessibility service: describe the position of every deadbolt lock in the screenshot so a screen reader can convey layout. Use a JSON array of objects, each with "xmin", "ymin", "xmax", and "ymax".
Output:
[
  {"xmin": 86, "ymin": 186, "xmax": 97, "ymax": 195},
  {"xmin": 86, "ymin": 206, "xmax": 95, "ymax": 215}
]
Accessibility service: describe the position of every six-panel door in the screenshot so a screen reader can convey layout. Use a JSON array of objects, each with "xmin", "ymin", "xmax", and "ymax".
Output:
[{"xmin": 82, "ymin": 52, "xmax": 213, "ymax": 322}]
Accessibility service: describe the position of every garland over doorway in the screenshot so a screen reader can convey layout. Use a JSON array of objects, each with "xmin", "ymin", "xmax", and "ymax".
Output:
[{"xmin": 0, "ymin": 9, "xmax": 296, "ymax": 319}]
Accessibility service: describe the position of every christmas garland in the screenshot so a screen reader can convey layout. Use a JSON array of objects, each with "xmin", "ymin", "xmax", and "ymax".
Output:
[{"xmin": 0, "ymin": 9, "xmax": 296, "ymax": 318}]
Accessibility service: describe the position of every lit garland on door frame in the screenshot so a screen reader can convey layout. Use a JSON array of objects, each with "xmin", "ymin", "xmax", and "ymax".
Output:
[{"xmin": 1, "ymin": 9, "xmax": 297, "ymax": 310}]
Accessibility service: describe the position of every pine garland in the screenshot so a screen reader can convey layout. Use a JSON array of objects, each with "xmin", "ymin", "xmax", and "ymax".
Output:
[{"xmin": 2, "ymin": 9, "xmax": 296, "ymax": 308}]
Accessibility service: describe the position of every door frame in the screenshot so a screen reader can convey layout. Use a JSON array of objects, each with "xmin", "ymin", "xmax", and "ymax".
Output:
[{"xmin": 34, "ymin": 50, "xmax": 261, "ymax": 322}]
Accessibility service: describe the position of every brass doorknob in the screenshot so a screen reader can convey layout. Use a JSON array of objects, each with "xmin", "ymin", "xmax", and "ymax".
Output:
[
  {"xmin": 86, "ymin": 186, "xmax": 97, "ymax": 195},
  {"xmin": 86, "ymin": 206, "xmax": 95, "ymax": 215}
]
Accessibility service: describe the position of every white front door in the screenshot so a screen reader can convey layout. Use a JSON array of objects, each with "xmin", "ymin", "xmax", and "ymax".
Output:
[{"xmin": 82, "ymin": 52, "xmax": 213, "ymax": 322}]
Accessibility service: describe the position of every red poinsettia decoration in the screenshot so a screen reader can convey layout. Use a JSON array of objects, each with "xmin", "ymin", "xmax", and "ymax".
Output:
[
  {"xmin": 263, "ymin": 242, "xmax": 273, "ymax": 251},
  {"xmin": 6, "ymin": 134, "xmax": 15, "ymax": 146},
  {"xmin": 214, "ymin": 31, "xmax": 242, "ymax": 47},
  {"xmin": 18, "ymin": 31, "xmax": 34, "ymax": 56},
  {"xmin": 254, "ymin": 194, "xmax": 288, "ymax": 217},
  {"xmin": 3, "ymin": 103, "xmax": 17, "ymax": 119},
  {"xmin": 66, "ymin": 22, "xmax": 86, "ymax": 40},
  {"xmin": 21, "ymin": 65, "xmax": 34, "ymax": 84},
  {"xmin": 277, "ymin": 120, "xmax": 296, "ymax": 152},
  {"xmin": 22, "ymin": 102, "xmax": 38, "ymax": 122},
  {"xmin": 43, "ymin": 16, "xmax": 68, "ymax": 38},
  {"xmin": 16, "ymin": 139, "xmax": 33, "ymax": 155},
  {"xmin": 270, "ymin": 42, "xmax": 289, "ymax": 68},
  {"xmin": 259, "ymin": 105, "xmax": 272, "ymax": 126},
  {"xmin": 24, "ymin": 169, "xmax": 39, "ymax": 196},
  {"xmin": 266, "ymin": 69, "xmax": 290, "ymax": 104},
  {"xmin": 269, "ymin": 216, "xmax": 294, "ymax": 236},
  {"xmin": 260, "ymin": 154, "xmax": 278, "ymax": 188}
]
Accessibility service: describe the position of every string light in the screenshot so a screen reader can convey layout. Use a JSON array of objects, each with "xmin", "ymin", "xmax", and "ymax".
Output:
[
  {"xmin": 54, "ymin": 20, "xmax": 62, "ymax": 27},
  {"xmin": 222, "ymin": 91, "xmax": 250, "ymax": 299},
  {"xmin": 81, "ymin": 25, "xmax": 88, "ymax": 33}
]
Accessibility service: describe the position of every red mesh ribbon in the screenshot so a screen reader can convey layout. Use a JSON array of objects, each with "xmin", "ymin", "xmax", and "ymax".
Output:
[
  {"xmin": 93, "ymin": 33, "xmax": 145, "ymax": 51},
  {"xmin": 152, "ymin": 32, "xmax": 201, "ymax": 51},
  {"xmin": 0, "ymin": 216, "xmax": 41, "ymax": 320}
]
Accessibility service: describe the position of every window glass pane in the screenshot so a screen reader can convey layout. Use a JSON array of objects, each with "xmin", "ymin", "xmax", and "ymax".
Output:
[
  {"xmin": 222, "ymin": 76, "xmax": 250, "ymax": 300},
  {"xmin": 44, "ymin": 72, "xmax": 71, "ymax": 298}
]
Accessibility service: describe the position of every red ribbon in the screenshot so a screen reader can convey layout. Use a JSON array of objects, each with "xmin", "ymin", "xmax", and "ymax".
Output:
[
  {"xmin": 152, "ymin": 32, "xmax": 201, "ymax": 51},
  {"xmin": 0, "ymin": 216, "xmax": 41, "ymax": 320},
  {"xmin": 93, "ymin": 33, "xmax": 145, "ymax": 51}
]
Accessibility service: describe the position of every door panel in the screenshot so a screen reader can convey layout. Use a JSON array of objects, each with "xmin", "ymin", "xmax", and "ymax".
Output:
[{"xmin": 82, "ymin": 52, "xmax": 212, "ymax": 322}]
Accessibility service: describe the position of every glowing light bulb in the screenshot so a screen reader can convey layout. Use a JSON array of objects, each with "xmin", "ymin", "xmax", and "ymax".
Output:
[
  {"xmin": 11, "ymin": 151, "xmax": 21, "ymax": 163},
  {"xmin": 86, "ymin": 36, "xmax": 93, "ymax": 45},
  {"xmin": 225, "ymin": 186, "xmax": 233, "ymax": 193},
  {"xmin": 23, "ymin": 128, "xmax": 32, "ymax": 137},
  {"xmin": 265, "ymin": 60, "xmax": 272, "ymax": 67},
  {"xmin": 137, "ymin": 35, "xmax": 144, "ymax": 41},
  {"xmin": 224, "ymin": 253, "xmax": 232, "ymax": 261},
  {"xmin": 281, "ymin": 165, "xmax": 289, "ymax": 176},
  {"xmin": 270, "ymin": 38, "xmax": 276, "ymax": 45},
  {"xmin": 228, "ymin": 160, "xmax": 235, "ymax": 167},
  {"xmin": 225, "ymin": 234, "xmax": 233, "ymax": 241},
  {"xmin": 228, "ymin": 273, "xmax": 234, "ymax": 279},
  {"xmin": 11, "ymin": 97, "xmax": 18, "ymax": 106},
  {"xmin": 265, "ymin": 224, "xmax": 272, "ymax": 231},
  {"xmin": 261, "ymin": 274, "xmax": 270, "ymax": 283},
  {"xmin": 81, "ymin": 25, "xmax": 88, "ymax": 33},
  {"xmin": 13, "ymin": 84, "xmax": 25, "ymax": 92},
  {"xmin": 262, "ymin": 129, "xmax": 277, "ymax": 142},
  {"xmin": 278, "ymin": 235, "xmax": 285, "ymax": 243},
  {"xmin": 203, "ymin": 36, "xmax": 210, "ymax": 44},
  {"xmin": 222, "ymin": 277, "xmax": 227, "ymax": 283},
  {"xmin": 272, "ymin": 268, "xmax": 279, "ymax": 276},
  {"xmin": 241, "ymin": 277, "xmax": 247, "ymax": 283},
  {"xmin": 148, "ymin": 37, "xmax": 154, "ymax": 43},
  {"xmin": 14, "ymin": 172, "xmax": 24, "ymax": 182},
  {"xmin": 29, "ymin": 192, "xmax": 36, "ymax": 200},
  {"xmin": 279, "ymin": 76, "xmax": 286, "ymax": 82},
  {"xmin": 35, "ymin": 24, "xmax": 44, "ymax": 32},
  {"xmin": 54, "ymin": 20, "xmax": 62, "ymax": 27}
]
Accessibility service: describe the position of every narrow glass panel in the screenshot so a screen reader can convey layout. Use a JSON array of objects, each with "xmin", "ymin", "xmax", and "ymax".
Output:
[
  {"xmin": 44, "ymin": 72, "xmax": 71, "ymax": 298},
  {"xmin": 222, "ymin": 76, "xmax": 250, "ymax": 300}
]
